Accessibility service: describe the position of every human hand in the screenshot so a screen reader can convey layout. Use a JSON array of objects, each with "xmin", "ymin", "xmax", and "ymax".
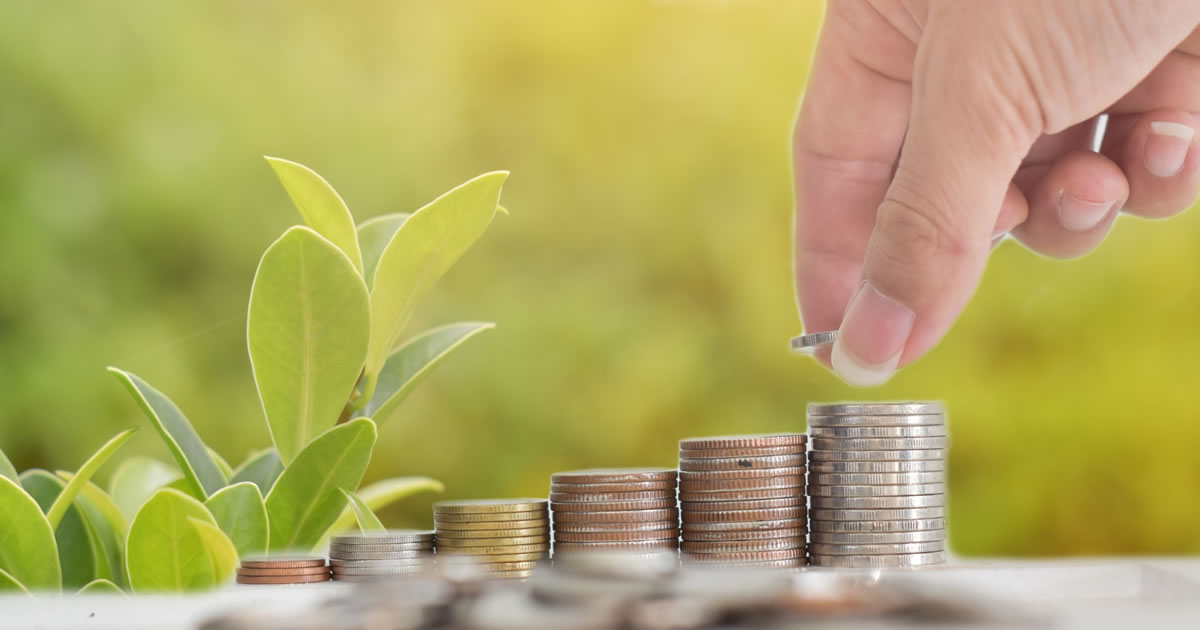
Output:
[{"xmin": 793, "ymin": 0, "xmax": 1200, "ymax": 385}]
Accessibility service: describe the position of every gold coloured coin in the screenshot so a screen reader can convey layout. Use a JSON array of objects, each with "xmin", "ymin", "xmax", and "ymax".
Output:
[
  {"xmin": 434, "ymin": 527, "xmax": 547, "ymax": 539},
  {"xmin": 434, "ymin": 518, "xmax": 549, "ymax": 531},
  {"xmin": 436, "ymin": 543, "xmax": 550, "ymax": 555},
  {"xmin": 433, "ymin": 510, "xmax": 547, "ymax": 523},
  {"xmin": 434, "ymin": 498, "xmax": 548, "ymax": 514},
  {"xmin": 435, "ymin": 535, "xmax": 549, "ymax": 548}
]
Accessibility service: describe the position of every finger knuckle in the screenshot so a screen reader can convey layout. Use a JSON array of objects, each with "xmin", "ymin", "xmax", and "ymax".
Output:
[{"xmin": 874, "ymin": 177, "xmax": 975, "ymax": 275}]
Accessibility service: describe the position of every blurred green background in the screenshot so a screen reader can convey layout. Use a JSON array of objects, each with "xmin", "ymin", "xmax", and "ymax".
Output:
[{"xmin": 2, "ymin": 1, "xmax": 1199, "ymax": 557}]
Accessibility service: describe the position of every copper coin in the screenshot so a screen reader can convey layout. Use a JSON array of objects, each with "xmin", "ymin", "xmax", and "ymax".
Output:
[
  {"xmin": 236, "ymin": 573, "xmax": 331, "ymax": 584},
  {"xmin": 810, "ymin": 518, "xmax": 945, "ymax": 533},
  {"xmin": 550, "ymin": 468, "xmax": 678, "ymax": 484},
  {"xmin": 551, "ymin": 481, "xmax": 676, "ymax": 493},
  {"xmin": 682, "ymin": 548, "xmax": 805, "ymax": 563},
  {"xmin": 679, "ymin": 476, "xmax": 804, "ymax": 493},
  {"xmin": 678, "ymin": 434, "xmax": 807, "ymax": 450},
  {"xmin": 550, "ymin": 508, "xmax": 678, "ymax": 523},
  {"xmin": 236, "ymin": 565, "xmax": 332, "ymax": 577},
  {"xmin": 680, "ymin": 497, "xmax": 805, "ymax": 512},
  {"xmin": 678, "ymin": 466, "xmax": 807, "ymax": 481},
  {"xmin": 436, "ymin": 535, "xmax": 549, "ymax": 547},
  {"xmin": 552, "ymin": 520, "xmax": 678, "ymax": 533},
  {"xmin": 434, "ymin": 499, "xmax": 548, "ymax": 514},
  {"xmin": 682, "ymin": 518, "xmax": 805, "ymax": 532},
  {"xmin": 549, "ymin": 490, "xmax": 675, "ymax": 503},
  {"xmin": 554, "ymin": 540, "xmax": 679, "ymax": 552},
  {"xmin": 437, "ymin": 543, "xmax": 550, "ymax": 555},
  {"xmin": 679, "ymin": 455, "xmax": 806, "ymax": 472},
  {"xmin": 678, "ymin": 487, "xmax": 802, "ymax": 502},
  {"xmin": 435, "ymin": 527, "xmax": 547, "ymax": 539},
  {"xmin": 681, "ymin": 507, "xmax": 806, "ymax": 523},
  {"xmin": 553, "ymin": 528, "xmax": 680, "ymax": 543},
  {"xmin": 239, "ymin": 556, "xmax": 325, "ymax": 569},
  {"xmin": 681, "ymin": 538, "xmax": 804, "ymax": 554},
  {"xmin": 435, "ymin": 518, "xmax": 550, "ymax": 531},
  {"xmin": 434, "ymin": 510, "xmax": 548, "ymax": 523},
  {"xmin": 678, "ymin": 445, "xmax": 806, "ymax": 459},
  {"xmin": 682, "ymin": 527, "xmax": 806, "ymax": 542},
  {"xmin": 551, "ymin": 498, "xmax": 676, "ymax": 512}
]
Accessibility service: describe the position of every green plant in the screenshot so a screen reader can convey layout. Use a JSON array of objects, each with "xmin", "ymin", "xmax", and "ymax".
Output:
[{"xmin": 0, "ymin": 158, "xmax": 506, "ymax": 592}]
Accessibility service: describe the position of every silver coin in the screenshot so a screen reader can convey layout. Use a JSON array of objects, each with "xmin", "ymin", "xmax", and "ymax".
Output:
[
  {"xmin": 332, "ymin": 572, "xmax": 422, "ymax": 581},
  {"xmin": 809, "ymin": 449, "xmax": 945, "ymax": 462},
  {"xmin": 809, "ymin": 541, "xmax": 944, "ymax": 555},
  {"xmin": 807, "ymin": 402, "xmax": 944, "ymax": 416},
  {"xmin": 810, "ymin": 530, "xmax": 945, "ymax": 544},
  {"xmin": 809, "ymin": 460, "xmax": 945, "ymax": 474},
  {"xmin": 788, "ymin": 330, "xmax": 837, "ymax": 354},
  {"xmin": 809, "ymin": 425, "xmax": 947, "ymax": 439},
  {"xmin": 808, "ymin": 483, "xmax": 946, "ymax": 497},
  {"xmin": 811, "ymin": 518, "xmax": 944, "ymax": 533},
  {"xmin": 327, "ymin": 549, "xmax": 431, "ymax": 560},
  {"xmin": 809, "ymin": 472, "xmax": 944, "ymax": 485},
  {"xmin": 330, "ymin": 558, "xmax": 429, "ymax": 568},
  {"xmin": 330, "ymin": 530, "xmax": 435, "ymax": 545},
  {"xmin": 329, "ymin": 541, "xmax": 433, "ymax": 553},
  {"xmin": 332, "ymin": 565, "xmax": 428, "ymax": 576},
  {"xmin": 810, "ymin": 494, "xmax": 944, "ymax": 510},
  {"xmin": 811, "ymin": 437, "xmax": 948, "ymax": 451},
  {"xmin": 681, "ymin": 518, "xmax": 804, "ymax": 532},
  {"xmin": 808, "ymin": 414, "xmax": 945, "ymax": 428},
  {"xmin": 808, "ymin": 551, "xmax": 946, "ymax": 568},
  {"xmin": 810, "ymin": 507, "xmax": 946, "ymax": 521}
]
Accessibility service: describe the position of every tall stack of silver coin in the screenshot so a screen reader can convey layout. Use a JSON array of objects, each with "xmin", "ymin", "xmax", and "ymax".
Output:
[
  {"xmin": 328, "ymin": 530, "xmax": 435, "ymax": 581},
  {"xmin": 549, "ymin": 468, "xmax": 680, "ymax": 559},
  {"xmin": 678, "ymin": 434, "xmax": 808, "ymax": 568},
  {"xmin": 806, "ymin": 402, "xmax": 948, "ymax": 568}
]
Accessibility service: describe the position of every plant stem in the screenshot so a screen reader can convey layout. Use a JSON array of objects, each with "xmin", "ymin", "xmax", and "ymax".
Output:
[{"xmin": 339, "ymin": 371, "xmax": 377, "ymax": 424}]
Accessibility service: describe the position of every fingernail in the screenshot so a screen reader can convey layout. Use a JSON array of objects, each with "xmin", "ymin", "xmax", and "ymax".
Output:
[
  {"xmin": 1144, "ymin": 121, "xmax": 1194, "ymax": 177},
  {"xmin": 1056, "ymin": 189, "xmax": 1116, "ymax": 232},
  {"xmin": 831, "ymin": 282, "xmax": 914, "ymax": 387}
]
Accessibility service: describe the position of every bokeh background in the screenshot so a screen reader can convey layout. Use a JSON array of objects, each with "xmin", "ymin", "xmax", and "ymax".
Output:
[{"xmin": 3, "ymin": 1, "xmax": 1200, "ymax": 557}]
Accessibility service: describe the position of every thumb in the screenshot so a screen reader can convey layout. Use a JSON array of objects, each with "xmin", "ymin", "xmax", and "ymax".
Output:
[{"xmin": 830, "ymin": 38, "xmax": 1034, "ymax": 387}]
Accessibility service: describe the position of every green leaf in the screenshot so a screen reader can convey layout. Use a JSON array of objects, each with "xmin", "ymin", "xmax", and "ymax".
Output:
[
  {"xmin": 0, "ymin": 449, "xmax": 17, "ymax": 483},
  {"xmin": 265, "ymin": 418, "xmax": 376, "ymax": 551},
  {"xmin": 362, "ymin": 322, "xmax": 494, "ymax": 426},
  {"xmin": 205, "ymin": 482, "xmax": 268, "ymax": 557},
  {"xmin": 48, "ymin": 428, "xmax": 136, "ymax": 529},
  {"xmin": 363, "ymin": 172, "xmax": 507, "ymax": 383},
  {"xmin": 125, "ymin": 488, "xmax": 217, "ymax": 592},
  {"xmin": 339, "ymin": 489, "xmax": 385, "ymax": 531},
  {"xmin": 0, "ymin": 475, "xmax": 61, "ymax": 590},
  {"xmin": 248, "ymin": 226, "xmax": 370, "ymax": 465},
  {"xmin": 55, "ymin": 472, "xmax": 127, "ymax": 588},
  {"xmin": 107, "ymin": 368, "xmax": 227, "ymax": 498},
  {"xmin": 21, "ymin": 470, "xmax": 95, "ymax": 589},
  {"xmin": 265, "ymin": 156, "xmax": 363, "ymax": 273},
  {"xmin": 0, "ymin": 568, "xmax": 30, "ymax": 594},
  {"xmin": 108, "ymin": 456, "xmax": 181, "ymax": 520},
  {"xmin": 319, "ymin": 476, "xmax": 444, "ymax": 545},
  {"xmin": 189, "ymin": 518, "xmax": 238, "ymax": 584},
  {"xmin": 229, "ymin": 448, "xmax": 284, "ymax": 496},
  {"xmin": 357, "ymin": 213, "xmax": 410, "ymax": 289},
  {"xmin": 208, "ymin": 448, "xmax": 234, "ymax": 479},
  {"xmin": 77, "ymin": 578, "xmax": 123, "ymax": 595}
]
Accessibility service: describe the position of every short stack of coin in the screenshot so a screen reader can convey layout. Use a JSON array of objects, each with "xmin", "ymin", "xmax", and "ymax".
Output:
[
  {"xmin": 433, "ymin": 499, "xmax": 550, "ymax": 579},
  {"xmin": 549, "ymin": 468, "xmax": 680, "ymax": 560},
  {"xmin": 328, "ymin": 530, "xmax": 435, "ymax": 581},
  {"xmin": 237, "ymin": 556, "xmax": 330, "ymax": 585},
  {"xmin": 807, "ymin": 402, "xmax": 948, "ymax": 569},
  {"xmin": 677, "ymin": 434, "xmax": 808, "ymax": 568}
]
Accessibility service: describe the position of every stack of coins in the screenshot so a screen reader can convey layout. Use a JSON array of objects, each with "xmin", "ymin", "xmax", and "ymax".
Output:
[
  {"xmin": 549, "ymin": 468, "xmax": 679, "ymax": 559},
  {"xmin": 677, "ymin": 435, "xmax": 807, "ymax": 568},
  {"xmin": 433, "ymin": 499, "xmax": 550, "ymax": 579},
  {"xmin": 807, "ymin": 402, "xmax": 948, "ymax": 569},
  {"xmin": 236, "ymin": 556, "xmax": 330, "ymax": 585},
  {"xmin": 328, "ymin": 530, "xmax": 435, "ymax": 581}
]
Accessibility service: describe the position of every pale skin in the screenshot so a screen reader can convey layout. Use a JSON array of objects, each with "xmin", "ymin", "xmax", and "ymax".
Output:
[{"xmin": 794, "ymin": 0, "xmax": 1200, "ymax": 385}]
